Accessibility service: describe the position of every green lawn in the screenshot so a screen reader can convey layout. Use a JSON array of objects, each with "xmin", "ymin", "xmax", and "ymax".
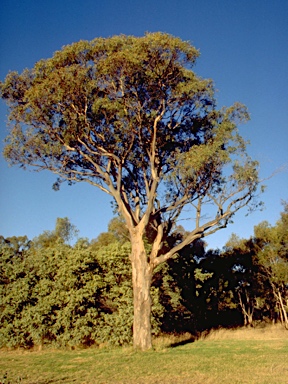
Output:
[{"xmin": 1, "ymin": 329, "xmax": 288, "ymax": 383}]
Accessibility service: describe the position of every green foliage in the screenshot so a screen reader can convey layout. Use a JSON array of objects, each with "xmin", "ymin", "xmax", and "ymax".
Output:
[
  {"xmin": 254, "ymin": 204, "xmax": 288, "ymax": 283},
  {"xmin": 90, "ymin": 242, "xmax": 134, "ymax": 345},
  {"xmin": 0, "ymin": 218, "xmax": 179, "ymax": 348},
  {"xmin": 1, "ymin": 204, "xmax": 287, "ymax": 349},
  {"xmin": 0, "ymin": 33, "xmax": 261, "ymax": 249},
  {"xmin": 212, "ymin": 203, "xmax": 288, "ymax": 327},
  {"xmin": 33, "ymin": 217, "xmax": 78, "ymax": 249},
  {"xmin": 0, "ymin": 235, "xmax": 104, "ymax": 348}
]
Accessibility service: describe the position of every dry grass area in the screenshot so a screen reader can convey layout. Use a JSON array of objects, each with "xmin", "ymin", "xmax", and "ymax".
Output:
[
  {"xmin": 1, "ymin": 325, "xmax": 287, "ymax": 384},
  {"xmin": 152, "ymin": 323, "xmax": 288, "ymax": 348},
  {"xmin": 200, "ymin": 323, "xmax": 288, "ymax": 340}
]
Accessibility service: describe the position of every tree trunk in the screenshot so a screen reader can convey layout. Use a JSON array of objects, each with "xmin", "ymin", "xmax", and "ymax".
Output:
[
  {"xmin": 238, "ymin": 290, "xmax": 254, "ymax": 327},
  {"xmin": 277, "ymin": 289, "xmax": 288, "ymax": 330},
  {"xmin": 247, "ymin": 311, "xmax": 254, "ymax": 327},
  {"xmin": 130, "ymin": 232, "xmax": 153, "ymax": 351},
  {"xmin": 272, "ymin": 283, "xmax": 288, "ymax": 329}
]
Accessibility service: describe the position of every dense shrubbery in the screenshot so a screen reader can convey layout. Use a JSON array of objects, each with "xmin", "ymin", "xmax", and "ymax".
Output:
[
  {"xmin": 1, "ymin": 206, "xmax": 287, "ymax": 348},
  {"xmin": 0, "ymin": 220, "xmax": 177, "ymax": 348}
]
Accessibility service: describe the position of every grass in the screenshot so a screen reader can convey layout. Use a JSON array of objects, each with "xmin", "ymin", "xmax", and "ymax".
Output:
[{"xmin": 1, "ymin": 326, "xmax": 288, "ymax": 383}]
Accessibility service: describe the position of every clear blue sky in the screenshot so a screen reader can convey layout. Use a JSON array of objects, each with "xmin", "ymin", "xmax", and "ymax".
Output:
[{"xmin": 0, "ymin": 0, "xmax": 287, "ymax": 249}]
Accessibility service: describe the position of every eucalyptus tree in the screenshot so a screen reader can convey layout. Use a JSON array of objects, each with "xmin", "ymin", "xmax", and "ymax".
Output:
[{"xmin": 0, "ymin": 33, "xmax": 261, "ymax": 350}]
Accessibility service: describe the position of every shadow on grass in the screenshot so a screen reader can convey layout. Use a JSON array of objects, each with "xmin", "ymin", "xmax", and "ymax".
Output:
[
  {"xmin": 168, "ymin": 325, "xmax": 242, "ymax": 348},
  {"xmin": 169, "ymin": 336, "xmax": 196, "ymax": 348}
]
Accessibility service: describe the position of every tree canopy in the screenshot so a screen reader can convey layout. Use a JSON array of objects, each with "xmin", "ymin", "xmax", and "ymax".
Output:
[{"xmin": 1, "ymin": 33, "xmax": 260, "ymax": 251}]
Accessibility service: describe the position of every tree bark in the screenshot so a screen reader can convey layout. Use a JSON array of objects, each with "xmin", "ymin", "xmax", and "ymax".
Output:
[
  {"xmin": 238, "ymin": 290, "xmax": 254, "ymax": 327},
  {"xmin": 130, "ymin": 232, "xmax": 153, "ymax": 350},
  {"xmin": 276, "ymin": 289, "xmax": 288, "ymax": 330}
]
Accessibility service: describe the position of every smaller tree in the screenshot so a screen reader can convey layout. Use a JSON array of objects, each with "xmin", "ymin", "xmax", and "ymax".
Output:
[
  {"xmin": 253, "ymin": 205, "xmax": 288, "ymax": 328},
  {"xmin": 222, "ymin": 236, "xmax": 260, "ymax": 327},
  {"xmin": 33, "ymin": 217, "xmax": 78, "ymax": 248},
  {"xmin": 218, "ymin": 204, "xmax": 288, "ymax": 328}
]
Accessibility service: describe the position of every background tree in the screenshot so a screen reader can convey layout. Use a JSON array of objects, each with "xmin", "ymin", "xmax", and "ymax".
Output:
[
  {"xmin": 253, "ymin": 204, "xmax": 288, "ymax": 328},
  {"xmin": 90, "ymin": 216, "xmax": 129, "ymax": 251},
  {"xmin": 211, "ymin": 204, "xmax": 288, "ymax": 328},
  {"xmin": 219, "ymin": 235, "xmax": 268, "ymax": 327},
  {"xmin": 0, "ymin": 33, "xmax": 261, "ymax": 350},
  {"xmin": 33, "ymin": 217, "xmax": 78, "ymax": 249}
]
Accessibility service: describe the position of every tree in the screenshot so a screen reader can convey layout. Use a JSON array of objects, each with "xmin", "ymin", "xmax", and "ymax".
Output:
[
  {"xmin": 33, "ymin": 217, "xmax": 78, "ymax": 248},
  {"xmin": 90, "ymin": 216, "xmax": 129, "ymax": 251},
  {"xmin": 218, "ymin": 204, "xmax": 288, "ymax": 328},
  {"xmin": 1, "ymin": 33, "xmax": 261, "ymax": 350},
  {"xmin": 253, "ymin": 205, "xmax": 288, "ymax": 328},
  {"xmin": 222, "ymin": 234, "xmax": 270, "ymax": 326}
]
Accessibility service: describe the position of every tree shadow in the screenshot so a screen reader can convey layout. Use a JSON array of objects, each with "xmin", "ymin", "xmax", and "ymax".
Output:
[{"xmin": 169, "ymin": 335, "xmax": 196, "ymax": 348}]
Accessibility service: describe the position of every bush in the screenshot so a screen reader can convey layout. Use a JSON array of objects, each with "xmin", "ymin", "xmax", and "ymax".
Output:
[{"xmin": 0, "ymin": 237, "xmax": 176, "ymax": 348}]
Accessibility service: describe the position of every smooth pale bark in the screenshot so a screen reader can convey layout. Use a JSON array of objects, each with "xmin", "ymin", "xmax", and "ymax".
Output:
[
  {"xmin": 130, "ymin": 231, "xmax": 154, "ymax": 350},
  {"xmin": 276, "ymin": 289, "xmax": 288, "ymax": 330},
  {"xmin": 238, "ymin": 290, "xmax": 254, "ymax": 327}
]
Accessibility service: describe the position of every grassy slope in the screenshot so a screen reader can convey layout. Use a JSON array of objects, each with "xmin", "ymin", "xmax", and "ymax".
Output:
[{"xmin": 1, "ymin": 326, "xmax": 288, "ymax": 384}]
